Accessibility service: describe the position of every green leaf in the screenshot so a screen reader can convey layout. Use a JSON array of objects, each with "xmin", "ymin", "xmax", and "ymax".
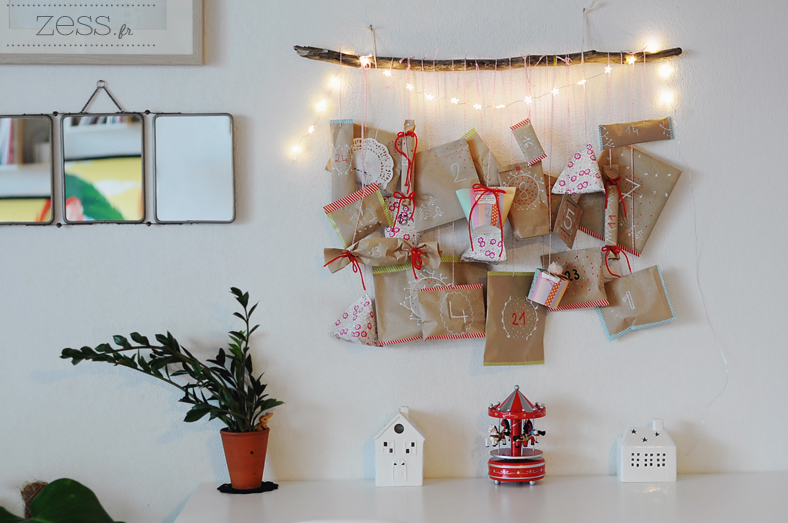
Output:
[
  {"xmin": 184, "ymin": 404, "xmax": 211, "ymax": 422},
  {"xmin": 113, "ymin": 335, "xmax": 131, "ymax": 349},
  {"xmin": 130, "ymin": 332, "xmax": 150, "ymax": 346},
  {"xmin": 0, "ymin": 478, "xmax": 123, "ymax": 523}
]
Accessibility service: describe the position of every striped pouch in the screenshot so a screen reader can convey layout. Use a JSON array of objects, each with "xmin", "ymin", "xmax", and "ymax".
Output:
[
  {"xmin": 511, "ymin": 119, "xmax": 547, "ymax": 166},
  {"xmin": 418, "ymin": 284, "xmax": 486, "ymax": 340},
  {"xmin": 597, "ymin": 265, "xmax": 676, "ymax": 340},
  {"xmin": 324, "ymin": 184, "xmax": 393, "ymax": 248}
]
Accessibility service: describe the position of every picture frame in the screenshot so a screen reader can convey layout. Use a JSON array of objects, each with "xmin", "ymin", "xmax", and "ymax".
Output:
[{"xmin": 0, "ymin": 0, "xmax": 203, "ymax": 65}]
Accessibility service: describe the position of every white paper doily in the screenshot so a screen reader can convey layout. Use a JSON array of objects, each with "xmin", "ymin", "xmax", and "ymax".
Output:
[{"xmin": 352, "ymin": 138, "xmax": 394, "ymax": 187}]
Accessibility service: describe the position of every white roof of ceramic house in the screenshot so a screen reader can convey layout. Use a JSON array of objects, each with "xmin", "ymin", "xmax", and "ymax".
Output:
[
  {"xmin": 621, "ymin": 420, "xmax": 675, "ymax": 447},
  {"xmin": 375, "ymin": 407, "xmax": 426, "ymax": 441}
]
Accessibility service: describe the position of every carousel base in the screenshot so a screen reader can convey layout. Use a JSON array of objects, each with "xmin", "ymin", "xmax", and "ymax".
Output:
[{"xmin": 488, "ymin": 457, "xmax": 546, "ymax": 484}]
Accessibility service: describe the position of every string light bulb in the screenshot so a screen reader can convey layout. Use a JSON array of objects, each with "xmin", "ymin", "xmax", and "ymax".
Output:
[
  {"xmin": 658, "ymin": 63, "xmax": 674, "ymax": 79},
  {"xmin": 496, "ymin": 104, "xmax": 505, "ymax": 109},
  {"xmin": 329, "ymin": 76, "xmax": 340, "ymax": 88},
  {"xmin": 425, "ymin": 94, "xmax": 435, "ymax": 101},
  {"xmin": 450, "ymin": 97, "xmax": 459, "ymax": 104},
  {"xmin": 291, "ymin": 144, "xmax": 302, "ymax": 155},
  {"xmin": 551, "ymin": 88, "xmax": 559, "ymax": 96},
  {"xmin": 605, "ymin": 65, "xmax": 612, "ymax": 74},
  {"xmin": 473, "ymin": 103, "xmax": 482, "ymax": 110},
  {"xmin": 382, "ymin": 69, "xmax": 392, "ymax": 77},
  {"xmin": 660, "ymin": 90, "xmax": 675, "ymax": 105},
  {"xmin": 308, "ymin": 125, "xmax": 314, "ymax": 134},
  {"xmin": 359, "ymin": 55, "xmax": 373, "ymax": 68},
  {"xmin": 626, "ymin": 55, "xmax": 637, "ymax": 65},
  {"xmin": 315, "ymin": 100, "xmax": 328, "ymax": 112},
  {"xmin": 524, "ymin": 96, "xmax": 532, "ymax": 104},
  {"xmin": 406, "ymin": 83, "xmax": 414, "ymax": 91},
  {"xmin": 577, "ymin": 79, "xmax": 586, "ymax": 85}
]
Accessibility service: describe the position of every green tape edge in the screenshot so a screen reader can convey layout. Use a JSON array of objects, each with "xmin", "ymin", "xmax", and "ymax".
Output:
[{"xmin": 484, "ymin": 360, "xmax": 545, "ymax": 366}]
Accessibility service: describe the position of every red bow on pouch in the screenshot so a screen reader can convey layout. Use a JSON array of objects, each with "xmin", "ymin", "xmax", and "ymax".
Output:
[
  {"xmin": 409, "ymin": 245, "xmax": 425, "ymax": 279},
  {"xmin": 391, "ymin": 190, "xmax": 415, "ymax": 225},
  {"xmin": 601, "ymin": 245, "xmax": 632, "ymax": 278},
  {"xmin": 469, "ymin": 184, "xmax": 506, "ymax": 256},
  {"xmin": 323, "ymin": 251, "xmax": 365, "ymax": 290}
]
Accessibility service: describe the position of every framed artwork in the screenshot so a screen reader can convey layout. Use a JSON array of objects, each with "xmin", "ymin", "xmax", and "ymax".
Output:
[{"xmin": 0, "ymin": 0, "xmax": 203, "ymax": 65}]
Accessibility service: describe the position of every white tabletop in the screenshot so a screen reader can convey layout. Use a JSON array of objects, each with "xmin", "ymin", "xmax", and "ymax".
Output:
[{"xmin": 174, "ymin": 473, "xmax": 788, "ymax": 523}]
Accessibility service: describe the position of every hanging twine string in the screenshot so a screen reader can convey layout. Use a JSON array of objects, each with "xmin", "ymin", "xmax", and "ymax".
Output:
[
  {"xmin": 468, "ymin": 184, "xmax": 506, "ymax": 256},
  {"xmin": 324, "ymin": 251, "xmax": 366, "ymax": 290},
  {"xmin": 393, "ymin": 130, "xmax": 418, "ymax": 225},
  {"xmin": 601, "ymin": 245, "xmax": 631, "ymax": 278},
  {"xmin": 604, "ymin": 177, "xmax": 628, "ymax": 218}
]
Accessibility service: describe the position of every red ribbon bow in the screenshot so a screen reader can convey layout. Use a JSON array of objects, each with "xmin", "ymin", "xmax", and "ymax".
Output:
[
  {"xmin": 392, "ymin": 190, "xmax": 415, "ymax": 226},
  {"xmin": 604, "ymin": 177, "xmax": 628, "ymax": 218},
  {"xmin": 601, "ymin": 245, "xmax": 632, "ymax": 278},
  {"xmin": 394, "ymin": 131, "xmax": 418, "ymax": 193},
  {"xmin": 410, "ymin": 245, "xmax": 425, "ymax": 279},
  {"xmin": 323, "ymin": 251, "xmax": 366, "ymax": 290},
  {"xmin": 469, "ymin": 184, "xmax": 506, "ymax": 256}
]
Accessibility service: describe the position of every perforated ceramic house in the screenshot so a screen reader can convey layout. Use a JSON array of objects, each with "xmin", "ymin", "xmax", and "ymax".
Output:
[
  {"xmin": 375, "ymin": 406, "xmax": 426, "ymax": 487},
  {"xmin": 617, "ymin": 419, "xmax": 676, "ymax": 482}
]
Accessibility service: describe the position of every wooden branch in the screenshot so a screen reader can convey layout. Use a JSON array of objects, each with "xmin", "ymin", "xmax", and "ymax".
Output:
[{"xmin": 294, "ymin": 46, "xmax": 682, "ymax": 71}]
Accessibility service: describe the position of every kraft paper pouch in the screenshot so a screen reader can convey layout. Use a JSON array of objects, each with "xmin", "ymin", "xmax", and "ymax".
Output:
[
  {"xmin": 418, "ymin": 284, "xmax": 486, "ymax": 340},
  {"xmin": 456, "ymin": 186, "xmax": 516, "ymax": 263},
  {"xmin": 511, "ymin": 118, "xmax": 547, "ymax": 166},
  {"xmin": 373, "ymin": 257, "xmax": 487, "ymax": 345},
  {"xmin": 599, "ymin": 117, "xmax": 674, "ymax": 151},
  {"xmin": 330, "ymin": 294, "xmax": 378, "ymax": 346},
  {"xmin": 553, "ymin": 194, "xmax": 582, "ymax": 249},
  {"xmin": 597, "ymin": 265, "xmax": 676, "ymax": 340},
  {"xmin": 329, "ymin": 119, "xmax": 357, "ymax": 201},
  {"xmin": 578, "ymin": 146, "xmax": 682, "ymax": 256},
  {"xmin": 498, "ymin": 162, "xmax": 551, "ymax": 240},
  {"xmin": 484, "ymin": 272, "xmax": 547, "ymax": 366},
  {"xmin": 414, "ymin": 138, "xmax": 479, "ymax": 232},
  {"xmin": 324, "ymin": 184, "xmax": 394, "ymax": 248},
  {"xmin": 324, "ymin": 238, "xmax": 441, "ymax": 273},
  {"xmin": 325, "ymin": 124, "xmax": 402, "ymax": 196},
  {"xmin": 384, "ymin": 194, "xmax": 420, "ymax": 244},
  {"xmin": 553, "ymin": 144, "xmax": 605, "ymax": 195},
  {"xmin": 541, "ymin": 247, "xmax": 609, "ymax": 310},
  {"xmin": 463, "ymin": 128, "xmax": 501, "ymax": 186}
]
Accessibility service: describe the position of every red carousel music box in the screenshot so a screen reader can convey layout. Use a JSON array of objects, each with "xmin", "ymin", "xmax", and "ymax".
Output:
[{"xmin": 486, "ymin": 385, "xmax": 547, "ymax": 485}]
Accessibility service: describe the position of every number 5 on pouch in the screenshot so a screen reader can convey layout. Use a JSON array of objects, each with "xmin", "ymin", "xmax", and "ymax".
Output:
[{"xmin": 484, "ymin": 272, "xmax": 547, "ymax": 366}]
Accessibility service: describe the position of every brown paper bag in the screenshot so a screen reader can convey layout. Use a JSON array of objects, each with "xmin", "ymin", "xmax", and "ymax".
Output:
[
  {"xmin": 498, "ymin": 162, "xmax": 551, "ymax": 240},
  {"xmin": 329, "ymin": 119, "xmax": 356, "ymax": 201},
  {"xmin": 326, "ymin": 123, "xmax": 402, "ymax": 196},
  {"xmin": 418, "ymin": 284, "xmax": 486, "ymax": 340},
  {"xmin": 511, "ymin": 118, "xmax": 547, "ymax": 166},
  {"xmin": 597, "ymin": 265, "xmax": 676, "ymax": 340},
  {"xmin": 414, "ymin": 138, "xmax": 479, "ymax": 232},
  {"xmin": 553, "ymin": 194, "xmax": 582, "ymax": 249},
  {"xmin": 324, "ymin": 184, "xmax": 393, "ymax": 248},
  {"xmin": 463, "ymin": 128, "xmax": 501, "ymax": 186},
  {"xmin": 484, "ymin": 272, "xmax": 547, "ymax": 366},
  {"xmin": 578, "ymin": 146, "xmax": 682, "ymax": 256},
  {"xmin": 599, "ymin": 117, "xmax": 673, "ymax": 150},
  {"xmin": 373, "ymin": 257, "xmax": 487, "ymax": 345},
  {"xmin": 324, "ymin": 239, "xmax": 440, "ymax": 273},
  {"xmin": 540, "ymin": 247, "xmax": 608, "ymax": 310}
]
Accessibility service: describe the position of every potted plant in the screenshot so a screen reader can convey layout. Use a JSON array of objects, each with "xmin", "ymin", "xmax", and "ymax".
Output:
[{"xmin": 60, "ymin": 288, "xmax": 283, "ymax": 491}]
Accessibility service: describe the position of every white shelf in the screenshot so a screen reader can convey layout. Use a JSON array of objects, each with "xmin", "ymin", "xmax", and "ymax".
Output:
[
  {"xmin": 0, "ymin": 163, "xmax": 52, "ymax": 198},
  {"xmin": 173, "ymin": 473, "xmax": 788, "ymax": 523}
]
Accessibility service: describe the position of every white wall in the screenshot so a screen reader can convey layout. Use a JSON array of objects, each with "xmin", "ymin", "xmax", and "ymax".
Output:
[{"xmin": 1, "ymin": 1, "xmax": 787, "ymax": 521}]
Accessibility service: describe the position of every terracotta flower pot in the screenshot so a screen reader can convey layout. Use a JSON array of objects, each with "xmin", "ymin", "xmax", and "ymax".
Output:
[{"xmin": 220, "ymin": 428, "xmax": 270, "ymax": 490}]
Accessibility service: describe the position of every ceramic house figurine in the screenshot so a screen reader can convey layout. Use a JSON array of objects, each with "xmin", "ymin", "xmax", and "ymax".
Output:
[
  {"xmin": 375, "ymin": 406, "xmax": 426, "ymax": 487},
  {"xmin": 617, "ymin": 419, "xmax": 676, "ymax": 482}
]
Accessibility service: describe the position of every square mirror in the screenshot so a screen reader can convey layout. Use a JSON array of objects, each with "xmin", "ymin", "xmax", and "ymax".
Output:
[
  {"xmin": 0, "ymin": 115, "xmax": 54, "ymax": 224},
  {"xmin": 153, "ymin": 114, "xmax": 235, "ymax": 223},
  {"xmin": 61, "ymin": 113, "xmax": 145, "ymax": 223}
]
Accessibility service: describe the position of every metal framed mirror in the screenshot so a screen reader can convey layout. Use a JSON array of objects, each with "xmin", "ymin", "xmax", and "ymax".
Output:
[
  {"xmin": 153, "ymin": 113, "xmax": 235, "ymax": 223},
  {"xmin": 60, "ymin": 113, "xmax": 145, "ymax": 224},
  {"xmin": 0, "ymin": 115, "xmax": 54, "ymax": 225}
]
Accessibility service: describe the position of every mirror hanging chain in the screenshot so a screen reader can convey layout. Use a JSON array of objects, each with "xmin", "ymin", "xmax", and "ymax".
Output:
[{"xmin": 80, "ymin": 80, "xmax": 125, "ymax": 114}]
